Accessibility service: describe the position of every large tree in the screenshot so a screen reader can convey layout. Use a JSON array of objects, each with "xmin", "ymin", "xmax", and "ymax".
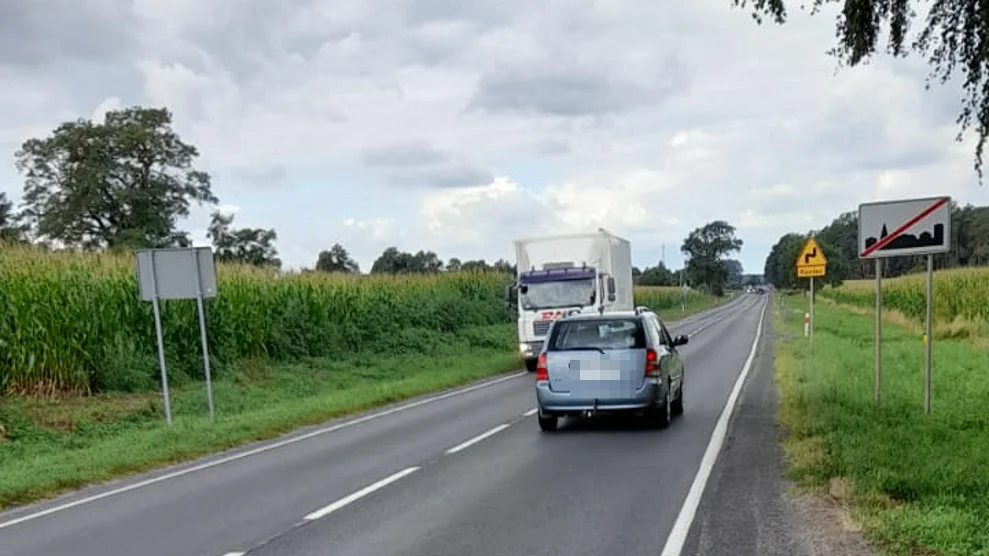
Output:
[
  {"xmin": 14, "ymin": 106, "xmax": 216, "ymax": 249},
  {"xmin": 207, "ymin": 211, "xmax": 281, "ymax": 268},
  {"xmin": 315, "ymin": 243, "xmax": 360, "ymax": 273},
  {"xmin": 725, "ymin": 259, "xmax": 744, "ymax": 289},
  {"xmin": 0, "ymin": 192, "xmax": 25, "ymax": 242},
  {"xmin": 681, "ymin": 220, "xmax": 744, "ymax": 296},
  {"xmin": 735, "ymin": 0, "xmax": 989, "ymax": 182}
]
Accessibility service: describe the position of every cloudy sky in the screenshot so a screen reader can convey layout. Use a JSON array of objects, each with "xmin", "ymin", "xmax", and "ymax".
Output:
[{"xmin": 2, "ymin": 0, "xmax": 988, "ymax": 273}]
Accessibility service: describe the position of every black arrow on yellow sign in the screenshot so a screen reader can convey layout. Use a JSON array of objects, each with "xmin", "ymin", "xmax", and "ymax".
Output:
[{"xmin": 804, "ymin": 248, "xmax": 817, "ymax": 265}]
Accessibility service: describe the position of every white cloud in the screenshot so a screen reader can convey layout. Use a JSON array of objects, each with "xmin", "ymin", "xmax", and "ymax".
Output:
[{"xmin": 2, "ymin": 0, "xmax": 989, "ymax": 275}]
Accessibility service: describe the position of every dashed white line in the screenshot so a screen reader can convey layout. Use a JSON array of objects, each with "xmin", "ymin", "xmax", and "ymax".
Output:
[
  {"xmin": 303, "ymin": 467, "xmax": 420, "ymax": 521},
  {"xmin": 661, "ymin": 299, "xmax": 768, "ymax": 556},
  {"xmin": 523, "ymin": 408, "xmax": 538, "ymax": 417},
  {"xmin": 0, "ymin": 371, "xmax": 525, "ymax": 531},
  {"xmin": 221, "ymin": 552, "xmax": 245, "ymax": 556},
  {"xmin": 445, "ymin": 424, "xmax": 511, "ymax": 455}
]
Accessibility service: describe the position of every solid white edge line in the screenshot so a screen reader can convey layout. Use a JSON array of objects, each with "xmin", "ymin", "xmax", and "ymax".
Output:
[
  {"xmin": 221, "ymin": 552, "xmax": 245, "ymax": 556},
  {"xmin": 303, "ymin": 467, "xmax": 420, "ymax": 521},
  {"xmin": 660, "ymin": 298, "xmax": 768, "ymax": 556},
  {"xmin": 0, "ymin": 371, "xmax": 526, "ymax": 531},
  {"xmin": 445, "ymin": 423, "xmax": 511, "ymax": 455},
  {"xmin": 523, "ymin": 408, "xmax": 538, "ymax": 417},
  {"xmin": 683, "ymin": 295, "xmax": 751, "ymax": 338}
]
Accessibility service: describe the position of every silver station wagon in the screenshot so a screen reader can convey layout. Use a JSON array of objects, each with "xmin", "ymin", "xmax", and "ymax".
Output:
[{"xmin": 533, "ymin": 308, "xmax": 687, "ymax": 431}]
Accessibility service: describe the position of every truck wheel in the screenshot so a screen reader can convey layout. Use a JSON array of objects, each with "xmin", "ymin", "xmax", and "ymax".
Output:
[{"xmin": 525, "ymin": 358, "xmax": 538, "ymax": 373}]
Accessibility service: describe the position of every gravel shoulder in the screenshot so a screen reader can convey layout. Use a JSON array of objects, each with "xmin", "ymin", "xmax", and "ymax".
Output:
[{"xmin": 680, "ymin": 297, "xmax": 876, "ymax": 556}]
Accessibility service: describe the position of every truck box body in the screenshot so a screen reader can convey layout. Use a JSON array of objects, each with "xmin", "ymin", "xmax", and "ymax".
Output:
[{"xmin": 511, "ymin": 229, "xmax": 634, "ymax": 369}]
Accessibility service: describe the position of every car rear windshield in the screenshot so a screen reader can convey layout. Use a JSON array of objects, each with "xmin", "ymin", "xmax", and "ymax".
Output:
[{"xmin": 546, "ymin": 318, "xmax": 646, "ymax": 351}]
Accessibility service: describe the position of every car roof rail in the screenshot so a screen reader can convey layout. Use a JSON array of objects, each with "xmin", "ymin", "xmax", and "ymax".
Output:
[{"xmin": 634, "ymin": 305, "xmax": 651, "ymax": 315}]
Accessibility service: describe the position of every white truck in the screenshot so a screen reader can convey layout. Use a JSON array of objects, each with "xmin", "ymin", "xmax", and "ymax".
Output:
[{"xmin": 507, "ymin": 228, "xmax": 634, "ymax": 372}]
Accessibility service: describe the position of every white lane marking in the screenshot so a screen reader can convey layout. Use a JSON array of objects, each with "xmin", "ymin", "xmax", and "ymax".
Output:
[
  {"xmin": 445, "ymin": 424, "xmax": 511, "ymax": 455},
  {"xmin": 0, "ymin": 371, "xmax": 526, "ymax": 531},
  {"xmin": 303, "ymin": 467, "xmax": 420, "ymax": 521},
  {"xmin": 661, "ymin": 299, "xmax": 768, "ymax": 556},
  {"xmin": 221, "ymin": 552, "xmax": 245, "ymax": 556},
  {"xmin": 523, "ymin": 408, "xmax": 538, "ymax": 417}
]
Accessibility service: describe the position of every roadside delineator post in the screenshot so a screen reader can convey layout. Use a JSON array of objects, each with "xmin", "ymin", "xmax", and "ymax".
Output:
[{"xmin": 803, "ymin": 312, "xmax": 810, "ymax": 337}]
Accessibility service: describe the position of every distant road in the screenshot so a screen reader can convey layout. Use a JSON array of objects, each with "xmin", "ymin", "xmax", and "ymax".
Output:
[{"xmin": 0, "ymin": 294, "xmax": 768, "ymax": 556}]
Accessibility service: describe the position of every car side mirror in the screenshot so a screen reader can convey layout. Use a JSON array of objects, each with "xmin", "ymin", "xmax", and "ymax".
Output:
[
  {"xmin": 672, "ymin": 335, "xmax": 688, "ymax": 347},
  {"xmin": 607, "ymin": 276, "xmax": 616, "ymax": 302}
]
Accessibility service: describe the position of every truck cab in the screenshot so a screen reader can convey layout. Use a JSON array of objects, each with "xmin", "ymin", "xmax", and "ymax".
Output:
[{"xmin": 508, "ymin": 265, "xmax": 618, "ymax": 371}]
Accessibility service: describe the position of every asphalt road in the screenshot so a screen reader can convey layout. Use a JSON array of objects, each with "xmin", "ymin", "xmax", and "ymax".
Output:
[{"xmin": 0, "ymin": 293, "xmax": 769, "ymax": 556}]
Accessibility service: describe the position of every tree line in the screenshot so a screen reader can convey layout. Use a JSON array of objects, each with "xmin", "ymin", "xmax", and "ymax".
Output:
[{"xmin": 763, "ymin": 203, "xmax": 989, "ymax": 289}]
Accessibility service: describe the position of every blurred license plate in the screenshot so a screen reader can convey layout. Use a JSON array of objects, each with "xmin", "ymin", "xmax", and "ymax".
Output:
[{"xmin": 577, "ymin": 362, "xmax": 621, "ymax": 380}]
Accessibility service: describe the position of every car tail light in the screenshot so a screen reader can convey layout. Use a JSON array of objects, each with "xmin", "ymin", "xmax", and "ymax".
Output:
[
  {"xmin": 645, "ymin": 348, "xmax": 661, "ymax": 376},
  {"xmin": 535, "ymin": 353, "xmax": 548, "ymax": 381}
]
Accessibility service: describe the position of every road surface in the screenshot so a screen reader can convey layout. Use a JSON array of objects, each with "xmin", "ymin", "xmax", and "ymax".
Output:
[{"xmin": 0, "ymin": 293, "xmax": 771, "ymax": 556}]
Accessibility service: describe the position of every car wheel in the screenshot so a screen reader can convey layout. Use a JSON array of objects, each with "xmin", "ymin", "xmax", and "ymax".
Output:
[
  {"xmin": 525, "ymin": 358, "xmax": 538, "ymax": 373},
  {"xmin": 649, "ymin": 384, "xmax": 672, "ymax": 429},
  {"xmin": 538, "ymin": 414, "xmax": 558, "ymax": 432},
  {"xmin": 671, "ymin": 379, "xmax": 684, "ymax": 416}
]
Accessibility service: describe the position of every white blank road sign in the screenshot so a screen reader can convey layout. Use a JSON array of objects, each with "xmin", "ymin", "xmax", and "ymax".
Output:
[
  {"xmin": 136, "ymin": 247, "xmax": 218, "ymax": 301},
  {"xmin": 858, "ymin": 196, "xmax": 951, "ymax": 259}
]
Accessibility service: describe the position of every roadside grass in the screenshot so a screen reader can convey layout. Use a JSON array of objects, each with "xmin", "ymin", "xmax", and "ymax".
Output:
[
  {"xmin": 0, "ymin": 324, "xmax": 518, "ymax": 510},
  {"xmin": 665, "ymin": 292, "xmax": 731, "ymax": 320},
  {"xmin": 637, "ymin": 289, "xmax": 729, "ymax": 322},
  {"xmin": 774, "ymin": 297, "xmax": 989, "ymax": 555}
]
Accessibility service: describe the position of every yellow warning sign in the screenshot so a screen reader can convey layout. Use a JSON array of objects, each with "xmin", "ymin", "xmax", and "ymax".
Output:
[{"xmin": 795, "ymin": 237, "xmax": 827, "ymax": 278}]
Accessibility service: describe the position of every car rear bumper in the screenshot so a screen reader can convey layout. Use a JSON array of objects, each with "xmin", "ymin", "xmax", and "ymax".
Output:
[{"xmin": 535, "ymin": 378, "xmax": 664, "ymax": 415}]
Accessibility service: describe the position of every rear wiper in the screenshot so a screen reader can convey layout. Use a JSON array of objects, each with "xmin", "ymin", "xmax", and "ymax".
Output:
[{"xmin": 558, "ymin": 346, "xmax": 605, "ymax": 354}]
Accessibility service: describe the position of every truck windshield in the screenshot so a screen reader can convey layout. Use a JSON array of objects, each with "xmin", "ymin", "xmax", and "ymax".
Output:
[{"xmin": 521, "ymin": 279, "xmax": 595, "ymax": 310}]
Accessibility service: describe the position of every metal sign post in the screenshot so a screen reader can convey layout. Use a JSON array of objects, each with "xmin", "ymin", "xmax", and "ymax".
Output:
[
  {"xmin": 193, "ymin": 253, "xmax": 215, "ymax": 421},
  {"xmin": 150, "ymin": 289, "xmax": 172, "ymax": 425},
  {"xmin": 136, "ymin": 247, "xmax": 219, "ymax": 425},
  {"xmin": 809, "ymin": 277, "xmax": 815, "ymax": 345},
  {"xmin": 858, "ymin": 196, "xmax": 951, "ymax": 414},
  {"xmin": 874, "ymin": 259, "xmax": 882, "ymax": 406},
  {"xmin": 924, "ymin": 254, "xmax": 934, "ymax": 414}
]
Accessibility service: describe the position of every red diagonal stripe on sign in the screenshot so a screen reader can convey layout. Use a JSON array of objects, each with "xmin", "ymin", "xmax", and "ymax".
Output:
[{"xmin": 860, "ymin": 197, "xmax": 949, "ymax": 258}]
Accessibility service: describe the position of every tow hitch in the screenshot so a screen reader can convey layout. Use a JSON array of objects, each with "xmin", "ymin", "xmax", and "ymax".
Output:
[{"xmin": 583, "ymin": 399, "xmax": 600, "ymax": 419}]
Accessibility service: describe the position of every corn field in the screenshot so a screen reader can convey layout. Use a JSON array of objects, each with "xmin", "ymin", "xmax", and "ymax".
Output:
[
  {"xmin": 0, "ymin": 244, "xmax": 516, "ymax": 395},
  {"xmin": 633, "ymin": 286, "xmax": 710, "ymax": 312},
  {"xmin": 0, "ymin": 245, "xmax": 718, "ymax": 395},
  {"xmin": 818, "ymin": 267, "xmax": 989, "ymax": 326}
]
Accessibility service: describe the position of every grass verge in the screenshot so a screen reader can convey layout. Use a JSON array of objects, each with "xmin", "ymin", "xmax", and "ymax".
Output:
[
  {"xmin": 654, "ymin": 292, "xmax": 731, "ymax": 322},
  {"xmin": 774, "ymin": 296, "xmax": 989, "ymax": 555},
  {"xmin": 0, "ymin": 325, "xmax": 518, "ymax": 511}
]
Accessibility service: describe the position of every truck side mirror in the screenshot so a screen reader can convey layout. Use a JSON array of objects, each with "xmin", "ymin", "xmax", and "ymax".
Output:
[
  {"xmin": 607, "ymin": 276, "xmax": 616, "ymax": 302},
  {"xmin": 506, "ymin": 284, "xmax": 518, "ymax": 307}
]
